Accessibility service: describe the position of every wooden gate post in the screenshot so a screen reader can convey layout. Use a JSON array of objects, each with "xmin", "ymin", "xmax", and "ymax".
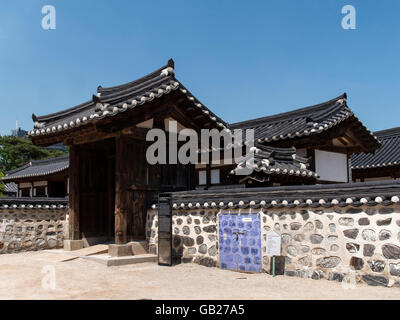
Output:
[
  {"xmin": 115, "ymin": 137, "xmax": 128, "ymax": 244},
  {"xmin": 69, "ymin": 145, "xmax": 80, "ymax": 240},
  {"xmin": 158, "ymin": 193, "xmax": 172, "ymax": 266}
]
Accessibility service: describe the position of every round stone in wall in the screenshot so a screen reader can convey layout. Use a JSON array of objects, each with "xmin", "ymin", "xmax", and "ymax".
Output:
[
  {"xmin": 208, "ymin": 245, "xmax": 217, "ymax": 256},
  {"xmin": 274, "ymin": 223, "xmax": 280, "ymax": 231},
  {"xmin": 316, "ymin": 256, "xmax": 341, "ymax": 268},
  {"xmin": 176, "ymin": 218, "xmax": 183, "ymax": 225},
  {"xmin": 48, "ymin": 238, "xmax": 57, "ymax": 248},
  {"xmin": 329, "ymin": 223, "xmax": 336, "ymax": 233},
  {"xmin": 362, "ymin": 229, "xmax": 376, "ymax": 241},
  {"xmin": 315, "ymin": 220, "xmax": 323, "ymax": 229},
  {"xmin": 187, "ymin": 217, "xmax": 192, "ymax": 224},
  {"xmin": 194, "ymin": 219, "xmax": 201, "ymax": 225},
  {"xmin": 358, "ymin": 218, "xmax": 370, "ymax": 226},
  {"xmin": 382, "ymin": 244, "xmax": 400, "ymax": 260},
  {"xmin": 35, "ymin": 238, "xmax": 46, "ymax": 248},
  {"xmin": 367, "ymin": 260, "xmax": 385, "ymax": 273},
  {"xmin": 363, "ymin": 244, "xmax": 375, "ymax": 257},
  {"xmin": 183, "ymin": 236, "xmax": 194, "ymax": 247},
  {"xmin": 389, "ymin": 263, "xmax": 400, "ymax": 277},
  {"xmin": 202, "ymin": 216, "xmax": 210, "ymax": 224},
  {"xmin": 290, "ymin": 222, "xmax": 302, "ymax": 231},
  {"xmin": 182, "ymin": 226, "xmax": 190, "ymax": 235},
  {"xmin": 188, "ymin": 247, "xmax": 197, "ymax": 255},
  {"xmin": 300, "ymin": 245, "xmax": 310, "ymax": 253},
  {"xmin": 199, "ymin": 244, "xmax": 208, "ymax": 254},
  {"xmin": 379, "ymin": 230, "xmax": 391, "ymax": 241},
  {"xmin": 343, "ymin": 228, "xmax": 359, "ymax": 239},
  {"xmin": 22, "ymin": 240, "xmax": 32, "ymax": 248},
  {"xmin": 294, "ymin": 234, "xmax": 305, "ymax": 242},
  {"xmin": 298, "ymin": 255, "xmax": 312, "ymax": 267},
  {"xmin": 194, "ymin": 226, "xmax": 201, "ymax": 235},
  {"xmin": 196, "ymin": 235, "xmax": 204, "ymax": 245},
  {"xmin": 174, "ymin": 227, "xmax": 180, "ymax": 235},
  {"xmin": 203, "ymin": 225, "xmax": 216, "ymax": 233},
  {"xmin": 377, "ymin": 218, "xmax": 392, "ymax": 226},
  {"xmin": 346, "ymin": 243, "xmax": 360, "ymax": 253},
  {"xmin": 350, "ymin": 257, "xmax": 364, "ymax": 270},
  {"xmin": 264, "ymin": 226, "xmax": 271, "ymax": 232},
  {"xmin": 310, "ymin": 234, "xmax": 323, "ymax": 244},
  {"xmin": 339, "ymin": 217, "xmax": 354, "ymax": 227},
  {"xmin": 208, "ymin": 235, "xmax": 217, "ymax": 242},
  {"xmin": 330, "ymin": 244, "xmax": 339, "ymax": 252},
  {"xmin": 304, "ymin": 222, "xmax": 314, "ymax": 231}
]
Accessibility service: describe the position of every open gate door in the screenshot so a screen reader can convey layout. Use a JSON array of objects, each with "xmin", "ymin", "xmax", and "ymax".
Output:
[{"xmin": 219, "ymin": 213, "xmax": 262, "ymax": 272}]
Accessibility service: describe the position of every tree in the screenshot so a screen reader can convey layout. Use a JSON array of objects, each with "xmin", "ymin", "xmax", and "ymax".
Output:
[
  {"xmin": 0, "ymin": 135, "xmax": 68, "ymax": 172},
  {"xmin": 0, "ymin": 171, "xmax": 4, "ymax": 196}
]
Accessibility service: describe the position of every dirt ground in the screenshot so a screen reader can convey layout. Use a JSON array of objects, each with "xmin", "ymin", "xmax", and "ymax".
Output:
[{"xmin": 0, "ymin": 251, "xmax": 399, "ymax": 300}]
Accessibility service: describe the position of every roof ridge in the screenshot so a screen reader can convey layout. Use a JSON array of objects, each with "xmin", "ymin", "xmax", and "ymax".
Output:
[
  {"xmin": 98, "ymin": 59, "xmax": 175, "ymax": 96},
  {"xmin": 30, "ymin": 155, "xmax": 69, "ymax": 165},
  {"xmin": 36, "ymin": 99, "xmax": 94, "ymax": 123},
  {"xmin": 230, "ymin": 93, "xmax": 347, "ymax": 128}
]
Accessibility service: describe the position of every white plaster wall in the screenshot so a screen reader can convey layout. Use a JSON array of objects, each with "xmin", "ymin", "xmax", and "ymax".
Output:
[{"xmin": 315, "ymin": 149, "xmax": 348, "ymax": 182}]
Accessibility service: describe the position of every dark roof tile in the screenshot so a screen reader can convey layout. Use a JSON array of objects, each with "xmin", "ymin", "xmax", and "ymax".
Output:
[
  {"xmin": 352, "ymin": 127, "xmax": 400, "ymax": 169},
  {"xmin": 2, "ymin": 156, "xmax": 69, "ymax": 182}
]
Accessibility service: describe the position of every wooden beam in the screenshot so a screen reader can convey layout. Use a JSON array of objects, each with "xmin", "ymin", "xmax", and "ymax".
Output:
[{"xmin": 68, "ymin": 145, "xmax": 80, "ymax": 240}]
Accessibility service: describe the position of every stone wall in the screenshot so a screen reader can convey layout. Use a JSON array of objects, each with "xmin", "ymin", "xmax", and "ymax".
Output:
[
  {"xmin": 147, "ymin": 204, "xmax": 400, "ymax": 287},
  {"xmin": 0, "ymin": 201, "xmax": 68, "ymax": 254}
]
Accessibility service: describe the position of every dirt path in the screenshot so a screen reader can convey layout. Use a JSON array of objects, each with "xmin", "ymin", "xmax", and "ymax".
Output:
[{"xmin": 0, "ymin": 251, "xmax": 399, "ymax": 300}]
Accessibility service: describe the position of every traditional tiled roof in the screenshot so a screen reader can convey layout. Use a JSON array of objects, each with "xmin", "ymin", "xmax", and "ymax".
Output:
[
  {"xmin": 29, "ymin": 59, "xmax": 227, "ymax": 138},
  {"xmin": 230, "ymin": 144, "xmax": 317, "ymax": 183},
  {"xmin": 4, "ymin": 182, "xmax": 18, "ymax": 194},
  {"xmin": 230, "ymin": 93, "xmax": 380, "ymax": 152},
  {"xmin": 1, "ymin": 156, "xmax": 69, "ymax": 182},
  {"xmin": 0, "ymin": 197, "xmax": 68, "ymax": 209},
  {"xmin": 160, "ymin": 180, "xmax": 400, "ymax": 210},
  {"xmin": 352, "ymin": 127, "xmax": 400, "ymax": 170}
]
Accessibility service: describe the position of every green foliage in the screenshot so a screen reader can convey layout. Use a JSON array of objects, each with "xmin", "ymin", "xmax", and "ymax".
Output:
[
  {"xmin": 0, "ymin": 172, "xmax": 4, "ymax": 196},
  {"xmin": 0, "ymin": 135, "xmax": 68, "ymax": 172}
]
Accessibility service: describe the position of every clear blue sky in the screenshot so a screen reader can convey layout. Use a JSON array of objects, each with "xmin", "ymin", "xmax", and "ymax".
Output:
[{"xmin": 0, "ymin": 0, "xmax": 399, "ymax": 135}]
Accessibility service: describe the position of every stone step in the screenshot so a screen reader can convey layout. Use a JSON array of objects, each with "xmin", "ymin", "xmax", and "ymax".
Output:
[{"xmin": 82, "ymin": 253, "xmax": 157, "ymax": 267}]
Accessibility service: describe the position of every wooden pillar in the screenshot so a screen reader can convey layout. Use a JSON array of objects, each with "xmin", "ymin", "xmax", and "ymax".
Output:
[
  {"xmin": 69, "ymin": 145, "xmax": 80, "ymax": 240},
  {"xmin": 115, "ymin": 137, "xmax": 128, "ymax": 244},
  {"xmin": 107, "ymin": 157, "xmax": 115, "ymax": 241}
]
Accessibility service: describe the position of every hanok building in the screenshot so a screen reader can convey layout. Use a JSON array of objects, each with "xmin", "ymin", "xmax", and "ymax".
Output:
[
  {"xmin": 352, "ymin": 126, "xmax": 400, "ymax": 182},
  {"xmin": 230, "ymin": 93, "xmax": 380, "ymax": 185},
  {"xmin": 1, "ymin": 156, "xmax": 69, "ymax": 198},
  {"xmin": 27, "ymin": 59, "xmax": 379, "ymax": 247}
]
